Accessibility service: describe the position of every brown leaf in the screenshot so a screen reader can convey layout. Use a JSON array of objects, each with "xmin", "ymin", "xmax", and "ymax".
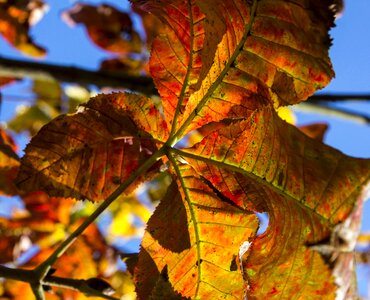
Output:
[
  {"xmin": 16, "ymin": 93, "xmax": 167, "ymax": 200},
  {"xmin": 299, "ymin": 123, "xmax": 329, "ymax": 141},
  {"xmin": 62, "ymin": 3, "xmax": 142, "ymax": 54},
  {"xmin": 0, "ymin": 0, "xmax": 47, "ymax": 57},
  {"xmin": 0, "ymin": 128, "xmax": 19, "ymax": 195}
]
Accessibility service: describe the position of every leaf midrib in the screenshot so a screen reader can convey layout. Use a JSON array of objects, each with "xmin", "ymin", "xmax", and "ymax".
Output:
[
  {"xmin": 170, "ymin": 147, "xmax": 337, "ymax": 228},
  {"xmin": 169, "ymin": 0, "xmax": 196, "ymax": 137},
  {"xmin": 167, "ymin": 152, "xmax": 203, "ymax": 298},
  {"xmin": 168, "ymin": 0, "xmax": 259, "ymax": 146}
]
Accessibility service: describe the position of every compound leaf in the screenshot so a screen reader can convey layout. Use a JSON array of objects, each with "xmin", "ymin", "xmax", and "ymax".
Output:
[{"xmin": 136, "ymin": 0, "xmax": 336, "ymax": 135}]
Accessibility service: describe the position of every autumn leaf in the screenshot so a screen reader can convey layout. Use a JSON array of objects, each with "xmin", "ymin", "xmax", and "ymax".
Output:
[
  {"xmin": 133, "ymin": 5, "xmax": 164, "ymax": 48},
  {"xmin": 8, "ymin": 103, "xmax": 60, "ymax": 136},
  {"xmin": 16, "ymin": 0, "xmax": 370, "ymax": 299},
  {"xmin": 107, "ymin": 194, "xmax": 152, "ymax": 241},
  {"xmin": 0, "ymin": 0, "xmax": 47, "ymax": 57},
  {"xmin": 62, "ymin": 3, "xmax": 142, "ymax": 54},
  {"xmin": 141, "ymin": 0, "xmax": 336, "ymax": 135},
  {"xmin": 0, "ymin": 223, "xmax": 122, "ymax": 300},
  {"xmin": 180, "ymin": 107, "xmax": 370, "ymax": 298},
  {"xmin": 299, "ymin": 123, "xmax": 329, "ymax": 141},
  {"xmin": 0, "ymin": 77, "xmax": 16, "ymax": 87},
  {"xmin": 16, "ymin": 93, "xmax": 167, "ymax": 200},
  {"xmin": 135, "ymin": 174, "xmax": 258, "ymax": 299},
  {"xmin": 0, "ymin": 128, "xmax": 19, "ymax": 195},
  {"xmin": 21, "ymin": 192, "xmax": 75, "ymax": 230}
]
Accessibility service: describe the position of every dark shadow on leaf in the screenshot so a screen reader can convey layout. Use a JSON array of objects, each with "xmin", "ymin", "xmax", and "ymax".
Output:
[
  {"xmin": 146, "ymin": 181, "xmax": 191, "ymax": 252},
  {"xmin": 149, "ymin": 265, "xmax": 190, "ymax": 300},
  {"xmin": 135, "ymin": 248, "xmax": 161, "ymax": 299}
]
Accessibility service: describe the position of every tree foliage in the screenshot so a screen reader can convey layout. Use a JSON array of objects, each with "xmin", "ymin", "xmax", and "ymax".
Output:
[{"xmin": 0, "ymin": 0, "xmax": 369, "ymax": 299}]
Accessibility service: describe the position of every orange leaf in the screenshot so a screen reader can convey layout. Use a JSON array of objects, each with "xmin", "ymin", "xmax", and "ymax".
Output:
[
  {"xmin": 0, "ymin": 0, "xmax": 47, "ymax": 57},
  {"xmin": 0, "ymin": 128, "xmax": 19, "ymax": 195},
  {"xmin": 16, "ymin": 93, "xmax": 167, "ymax": 201},
  {"xmin": 133, "ymin": 6, "xmax": 164, "ymax": 48},
  {"xmin": 0, "ymin": 77, "xmax": 16, "ymax": 87},
  {"xmin": 15, "ymin": 1, "xmax": 369, "ymax": 298},
  {"xmin": 62, "ymin": 3, "xmax": 142, "ymax": 54},
  {"xmin": 135, "ymin": 167, "xmax": 258, "ymax": 299},
  {"xmin": 180, "ymin": 107, "xmax": 370, "ymax": 298},
  {"xmin": 137, "ymin": 0, "xmax": 335, "ymax": 134}
]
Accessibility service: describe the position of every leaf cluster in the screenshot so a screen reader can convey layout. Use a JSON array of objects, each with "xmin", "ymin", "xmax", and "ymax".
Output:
[{"xmin": 0, "ymin": 0, "xmax": 369, "ymax": 299}]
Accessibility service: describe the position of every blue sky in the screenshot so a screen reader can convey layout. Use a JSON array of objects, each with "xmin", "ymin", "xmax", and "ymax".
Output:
[{"xmin": 0, "ymin": 0, "xmax": 369, "ymax": 297}]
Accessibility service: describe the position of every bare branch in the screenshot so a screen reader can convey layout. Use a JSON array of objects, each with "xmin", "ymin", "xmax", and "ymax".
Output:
[
  {"xmin": 1, "ymin": 56, "xmax": 370, "ymax": 104},
  {"xmin": 0, "ymin": 265, "xmax": 119, "ymax": 300},
  {"xmin": 0, "ymin": 56, "xmax": 156, "ymax": 95},
  {"xmin": 308, "ymin": 94, "xmax": 370, "ymax": 102},
  {"xmin": 294, "ymin": 103, "xmax": 370, "ymax": 125}
]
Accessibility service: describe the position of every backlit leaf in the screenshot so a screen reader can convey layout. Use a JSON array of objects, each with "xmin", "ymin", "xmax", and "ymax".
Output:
[
  {"xmin": 181, "ymin": 107, "xmax": 370, "ymax": 298},
  {"xmin": 133, "ymin": 5, "xmax": 164, "ymax": 48},
  {"xmin": 0, "ymin": 128, "xmax": 19, "ymax": 195},
  {"xmin": 32, "ymin": 79, "xmax": 62, "ymax": 106},
  {"xmin": 135, "ymin": 168, "xmax": 258, "ymax": 299},
  {"xmin": 16, "ymin": 93, "xmax": 167, "ymax": 200},
  {"xmin": 0, "ymin": 0, "xmax": 47, "ymax": 57},
  {"xmin": 62, "ymin": 3, "xmax": 142, "ymax": 54},
  {"xmin": 136, "ymin": 0, "xmax": 335, "ymax": 134},
  {"xmin": 15, "ymin": 0, "xmax": 370, "ymax": 298},
  {"xmin": 8, "ymin": 102, "xmax": 60, "ymax": 136}
]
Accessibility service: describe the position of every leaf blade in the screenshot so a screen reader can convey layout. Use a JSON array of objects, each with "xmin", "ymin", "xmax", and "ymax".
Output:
[
  {"xmin": 16, "ymin": 93, "xmax": 167, "ymax": 201},
  {"xmin": 176, "ymin": 107, "xmax": 370, "ymax": 298},
  {"xmin": 135, "ymin": 164, "xmax": 259, "ymax": 299},
  {"xmin": 138, "ymin": 0, "xmax": 335, "ymax": 138}
]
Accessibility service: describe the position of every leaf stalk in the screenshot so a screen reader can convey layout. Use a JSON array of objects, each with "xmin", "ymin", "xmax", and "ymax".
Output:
[{"xmin": 33, "ymin": 147, "xmax": 166, "ymax": 283}]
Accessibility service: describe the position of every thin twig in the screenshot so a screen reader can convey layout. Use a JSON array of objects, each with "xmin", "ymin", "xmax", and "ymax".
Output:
[
  {"xmin": 0, "ymin": 265, "xmax": 119, "ymax": 300},
  {"xmin": 308, "ymin": 94, "xmax": 370, "ymax": 102},
  {"xmin": 294, "ymin": 103, "xmax": 370, "ymax": 125},
  {"xmin": 31, "ymin": 284, "xmax": 45, "ymax": 300},
  {"xmin": 1, "ymin": 56, "xmax": 370, "ymax": 104},
  {"xmin": 0, "ymin": 56, "xmax": 156, "ymax": 95},
  {"xmin": 33, "ymin": 147, "xmax": 165, "ymax": 282},
  {"xmin": 0, "ymin": 147, "xmax": 165, "ymax": 298},
  {"xmin": 44, "ymin": 276, "xmax": 119, "ymax": 300}
]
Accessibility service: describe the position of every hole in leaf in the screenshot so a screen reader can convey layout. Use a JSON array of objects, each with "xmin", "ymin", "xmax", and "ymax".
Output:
[{"xmin": 256, "ymin": 212, "xmax": 269, "ymax": 236}]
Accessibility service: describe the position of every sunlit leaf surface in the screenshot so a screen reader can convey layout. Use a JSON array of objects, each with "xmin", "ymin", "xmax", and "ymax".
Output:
[
  {"xmin": 17, "ymin": 93, "xmax": 167, "ymax": 200},
  {"xmin": 183, "ymin": 107, "xmax": 370, "ymax": 298},
  {"xmin": 16, "ymin": 0, "xmax": 370, "ymax": 298},
  {"xmin": 135, "ymin": 172, "xmax": 258, "ymax": 299}
]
